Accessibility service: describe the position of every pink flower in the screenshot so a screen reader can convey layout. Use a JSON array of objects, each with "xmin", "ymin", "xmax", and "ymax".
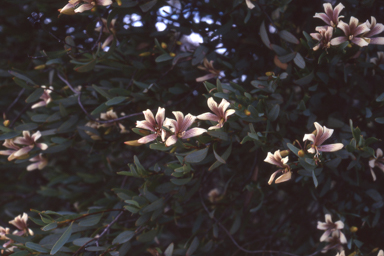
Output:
[
  {"xmin": 197, "ymin": 97, "xmax": 235, "ymax": 130},
  {"xmin": 196, "ymin": 58, "xmax": 221, "ymax": 82},
  {"xmin": 311, "ymin": 26, "xmax": 333, "ymax": 51},
  {"xmin": 321, "ymin": 230, "xmax": 347, "ymax": 253},
  {"xmin": 317, "ymin": 214, "xmax": 346, "ymax": 242},
  {"xmin": 27, "ymin": 154, "xmax": 48, "ymax": 171},
  {"xmin": 264, "ymin": 150, "xmax": 291, "ymax": 185},
  {"xmin": 164, "ymin": 112, "xmax": 207, "ymax": 147},
  {"xmin": 0, "ymin": 139, "xmax": 21, "ymax": 161},
  {"xmin": 59, "ymin": 0, "xmax": 112, "ymax": 15},
  {"xmin": 313, "ymin": 3, "xmax": 345, "ymax": 27},
  {"xmin": 369, "ymin": 148, "xmax": 384, "ymax": 181},
  {"xmin": 31, "ymin": 88, "xmax": 52, "ymax": 109},
  {"xmin": 331, "ymin": 17, "xmax": 371, "ymax": 47},
  {"xmin": 303, "ymin": 122, "xmax": 344, "ymax": 157},
  {"xmin": 135, "ymin": 107, "xmax": 166, "ymax": 144},
  {"xmin": 12, "ymin": 131, "xmax": 48, "ymax": 158},
  {"xmin": 363, "ymin": 16, "xmax": 384, "ymax": 45},
  {"xmin": 9, "ymin": 213, "xmax": 34, "ymax": 236},
  {"xmin": 95, "ymin": 18, "xmax": 116, "ymax": 49}
]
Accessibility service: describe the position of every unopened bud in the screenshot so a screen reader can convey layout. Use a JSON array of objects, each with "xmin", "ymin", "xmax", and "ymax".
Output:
[
  {"xmin": 280, "ymin": 150, "xmax": 289, "ymax": 157},
  {"xmin": 170, "ymin": 52, "xmax": 176, "ymax": 57},
  {"xmin": 124, "ymin": 140, "xmax": 142, "ymax": 146},
  {"xmin": 372, "ymin": 248, "xmax": 379, "ymax": 253},
  {"xmin": 139, "ymin": 52, "xmax": 151, "ymax": 57},
  {"xmin": 3, "ymin": 120, "xmax": 10, "ymax": 127},
  {"xmin": 161, "ymin": 42, "xmax": 167, "ymax": 49},
  {"xmin": 265, "ymin": 71, "xmax": 275, "ymax": 77},
  {"xmin": 34, "ymin": 64, "xmax": 46, "ymax": 70},
  {"xmin": 350, "ymin": 226, "xmax": 358, "ymax": 233},
  {"xmin": 176, "ymin": 41, "xmax": 182, "ymax": 45},
  {"xmin": 244, "ymin": 109, "xmax": 251, "ymax": 116},
  {"xmin": 116, "ymin": 0, "xmax": 122, "ymax": 5},
  {"xmin": 298, "ymin": 149, "xmax": 305, "ymax": 157}
]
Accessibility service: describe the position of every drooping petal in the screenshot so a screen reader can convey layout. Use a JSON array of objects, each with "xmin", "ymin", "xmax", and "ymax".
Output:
[
  {"xmin": 319, "ymin": 229, "xmax": 332, "ymax": 242},
  {"xmin": 155, "ymin": 107, "xmax": 165, "ymax": 127},
  {"xmin": 370, "ymin": 167, "xmax": 377, "ymax": 181},
  {"xmin": 268, "ymin": 170, "xmax": 281, "ymax": 185},
  {"xmin": 101, "ymin": 35, "xmax": 114, "ymax": 49},
  {"xmin": 331, "ymin": 36, "xmax": 348, "ymax": 45},
  {"xmin": 334, "ymin": 220, "xmax": 344, "ymax": 229},
  {"xmin": 365, "ymin": 23, "xmax": 384, "ymax": 37},
  {"xmin": 337, "ymin": 20, "xmax": 350, "ymax": 36},
  {"xmin": 333, "ymin": 3, "xmax": 345, "ymax": 23},
  {"xmin": 245, "ymin": 0, "xmax": 255, "ymax": 9},
  {"xmin": 207, "ymin": 97, "xmax": 220, "ymax": 116},
  {"xmin": 208, "ymin": 123, "xmax": 223, "ymax": 130},
  {"xmin": 353, "ymin": 23, "xmax": 370, "ymax": 36},
  {"xmin": 314, "ymin": 13, "xmax": 331, "ymax": 25},
  {"xmin": 31, "ymin": 101, "xmax": 47, "ymax": 109},
  {"xmin": 13, "ymin": 147, "xmax": 32, "ymax": 157},
  {"xmin": 172, "ymin": 111, "xmax": 184, "ymax": 132},
  {"xmin": 197, "ymin": 112, "xmax": 220, "ymax": 122},
  {"xmin": 317, "ymin": 143, "xmax": 344, "ymax": 152},
  {"xmin": 275, "ymin": 171, "xmax": 292, "ymax": 184},
  {"xmin": 136, "ymin": 120, "xmax": 156, "ymax": 132},
  {"xmin": 303, "ymin": 133, "xmax": 316, "ymax": 142},
  {"xmin": 165, "ymin": 135, "xmax": 178, "ymax": 147},
  {"xmin": 339, "ymin": 231, "xmax": 347, "ymax": 244},
  {"xmin": 27, "ymin": 162, "xmax": 40, "ymax": 171},
  {"xmin": 369, "ymin": 37, "xmax": 384, "ymax": 45},
  {"xmin": 74, "ymin": 3, "xmax": 94, "ymax": 13},
  {"xmin": 36, "ymin": 143, "xmax": 48, "ymax": 150},
  {"xmin": 138, "ymin": 134, "xmax": 158, "ymax": 144},
  {"xmin": 351, "ymin": 37, "xmax": 370, "ymax": 47},
  {"xmin": 180, "ymin": 114, "xmax": 196, "ymax": 132},
  {"xmin": 323, "ymin": 3, "xmax": 333, "ymax": 20},
  {"xmin": 316, "ymin": 125, "xmax": 334, "ymax": 146},
  {"xmin": 0, "ymin": 150, "xmax": 15, "ymax": 156},
  {"xmin": 182, "ymin": 127, "xmax": 207, "ymax": 139},
  {"xmin": 224, "ymin": 109, "xmax": 236, "ymax": 120}
]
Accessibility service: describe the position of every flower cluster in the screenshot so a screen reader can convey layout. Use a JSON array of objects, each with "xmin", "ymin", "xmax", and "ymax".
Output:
[
  {"xmin": 311, "ymin": 3, "xmax": 384, "ymax": 50},
  {"xmin": 85, "ymin": 109, "xmax": 128, "ymax": 140},
  {"xmin": 0, "ymin": 213, "xmax": 33, "ymax": 253},
  {"xmin": 59, "ymin": 0, "xmax": 112, "ymax": 15},
  {"xmin": 0, "ymin": 131, "xmax": 48, "ymax": 171},
  {"xmin": 264, "ymin": 122, "xmax": 343, "ymax": 185},
  {"xmin": 130, "ymin": 97, "xmax": 235, "ymax": 147},
  {"xmin": 318, "ymin": 214, "xmax": 347, "ymax": 253}
]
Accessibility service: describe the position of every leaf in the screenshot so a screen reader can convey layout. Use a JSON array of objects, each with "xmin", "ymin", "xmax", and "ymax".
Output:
[
  {"xmin": 376, "ymin": 92, "xmax": 384, "ymax": 102},
  {"xmin": 213, "ymin": 148, "xmax": 226, "ymax": 163},
  {"xmin": 14, "ymin": 123, "xmax": 38, "ymax": 131},
  {"xmin": 8, "ymin": 251, "xmax": 30, "ymax": 256},
  {"xmin": 92, "ymin": 85, "xmax": 112, "ymax": 99},
  {"xmin": 137, "ymin": 229, "xmax": 157, "ymax": 243},
  {"xmin": 186, "ymin": 237, "xmax": 199, "ymax": 256},
  {"xmin": 73, "ymin": 237, "xmax": 94, "ymax": 247},
  {"xmin": 57, "ymin": 115, "xmax": 78, "ymax": 132},
  {"xmin": 268, "ymin": 104, "xmax": 280, "ymax": 121},
  {"xmin": 375, "ymin": 117, "xmax": 384, "ymax": 124},
  {"xmin": 312, "ymin": 170, "xmax": 318, "ymax": 188},
  {"xmin": 207, "ymin": 130, "xmax": 228, "ymax": 140},
  {"xmin": 279, "ymin": 30, "xmax": 299, "ymax": 44},
  {"xmin": 79, "ymin": 213, "xmax": 102, "ymax": 226},
  {"xmin": 112, "ymin": 231, "xmax": 135, "ymax": 245},
  {"xmin": 91, "ymin": 103, "xmax": 108, "ymax": 115},
  {"xmin": 170, "ymin": 177, "xmax": 192, "ymax": 185},
  {"xmin": 294, "ymin": 71, "xmax": 314, "ymax": 85},
  {"xmin": 287, "ymin": 143, "xmax": 300, "ymax": 157},
  {"xmin": 185, "ymin": 147, "xmax": 209, "ymax": 163},
  {"xmin": 74, "ymin": 59, "xmax": 97, "ymax": 72},
  {"xmin": 105, "ymin": 96, "xmax": 127, "ymax": 106},
  {"xmin": 271, "ymin": 44, "xmax": 289, "ymax": 55},
  {"xmin": 259, "ymin": 21, "xmax": 271, "ymax": 49},
  {"xmin": 9, "ymin": 70, "xmax": 37, "ymax": 85},
  {"xmin": 42, "ymin": 222, "xmax": 58, "ymax": 231},
  {"xmin": 278, "ymin": 52, "xmax": 296, "ymax": 63},
  {"xmin": 366, "ymin": 189, "xmax": 383, "ymax": 202},
  {"xmin": 50, "ymin": 222, "xmax": 73, "ymax": 255},
  {"xmin": 293, "ymin": 53, "xmax": 305, "ymax": 69},
  {"xmin": 26, "ymin": 88, "xmax": 44, "ymax": 103},
  {"xmin": 139, "ymin": 0, "xmax": 157, "ymax": 12},
  {"xmin": 192, "ymin": 45, "xmax": 209, "ymax": 65},
  {"xmin": 155, "ymin": 53, "xmax": 174, "ymax": 62},
  {"xmin": 164, "ymin": 243, "xmax": 174, "ymax": 256},
  {"xmin": 142, "ymin": 198, "xmax": 164, "ymax": 213},
  {"xmin": 0, "ymin": 131, "xmax": 20, "ymax": 140},
  {"xmin": 25, "ymin": 242, "xmax": 49, "ymax": 253}
]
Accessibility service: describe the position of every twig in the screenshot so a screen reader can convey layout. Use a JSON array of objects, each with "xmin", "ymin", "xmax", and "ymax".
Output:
[
  {"xmin": 57, "ymin": 72, "xmax": 80, "ymax": 95},
  {"xmin": 72, "ymin": 211, "xmax": 125, "ymax": 256},
  {"xmin": 56, "ymin": 209, "xmax": 126, "ymax": 225},
  {"xmin": 10, "ymin": 103, "xmax": 33, "ymax": 128},
  {"xmin": 5, "ymin": 88, "xmax": 25, "ymax": 116},
  {"xmin": 92, "ymin": 17, "xmax": 104, "ymax": 51}
]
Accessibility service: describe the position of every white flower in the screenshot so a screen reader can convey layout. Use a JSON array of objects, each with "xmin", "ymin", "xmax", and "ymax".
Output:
[
  {"xmin": 31, "ymin": 88, "xmax": 52, "ymax": 109},
  {"xmin": 27, "ymin": 154, "xmax": 48, "ymax": 171},
  {"xmin": 317, "ymin": 214, "xmax": 346, "ymax": 242},
  {"xmin": 12, "ymin": 131, "xmax": 48, "ymax": 158},
  {"xmin": 197, "ymin": 97, "xmax": 235, "ymax": 130},
  {"xmin": 9, "ymin": 213, "xmax": 34, "ymax": 236},
  {"xmin": 135, "ymin": 107, "xmax": 166, "ymax": 144},
  {"xmin": 264, "ymin": 150, "xmax": 291, "ymax": 185},
  {"xmin": 369, "ymin": 148, "xmax": 384, "ymax": 181}
]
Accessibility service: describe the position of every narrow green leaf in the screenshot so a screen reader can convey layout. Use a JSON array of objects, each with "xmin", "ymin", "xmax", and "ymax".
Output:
[
  {"xmin": 91, "ymin": 103, "xmax": 108, "ymax": 115},
  {"xmin": 213, "ymin": 148, "xmax": 226, "ymax": 163},
  {"xmin": 26, "ymin": 88, "xmax": 44, "ymax": 103},
  {"xmin": 41, "ymin": 222, "xmax": 58, "ymax": 231},
  {"xmin": 293, "ymin": 53, "xmax": 305, "ymax": 69},
  {"xmin": 186, "ymin": 237, "xmax": 199, "ymax": 256},
  {"xmin": 78, "ymin": 213, "xmax": 102, "ymax": 226},
  {"xmin": 259, "ymin": 21, "xmax": 271, "ymax": 49},
  {"xmin": 14, "ymin": 123, "xmax": 38, "ymax": 131},
  {"xmin": 25, "ymin": 242, "xmax": 49, "ymax": 253},
  {"xmin": 50, "ymin": 222, "xmax": 73, "ymax": 255},
  {"xmin": 9, "ymin": 70, "xmax": 37, "ymax": 85},
  {"xmin": 271, "ymin": 44, "xmax": 289, "ymax": 55},
  {"xmin": 112, "ymin": 231, "xmax": 135, "ymax": 245},
  {"xmin": 105, "ymin": 96, "xmax": 127, "ymax": 106},
  {"xmin": 155, "ymin": 53, "xmax": 173, "ymax": 62},
  {"xmin": 278, "ymin": 52, "xmax": 296, "ymax": 63},
  {"xmin": 170, "ymin": 177, "xmax": 192, "ymax": 185},
  {"xmin": 279, "ymin": 30, "xmax": 299, "ymax": 44},
  {"xmin": 185, "ymin": 147, "xmax": 209, "ymax": 163},
  {"xmin": 140, "ymin": 0, "xmax": 157, "ymax": 12},
  {"xmin": 375, "ymin": 117, "xmax": 384, "ymax": 124},
  {"xmin": 268, "ymin": 104, "xmax": 280, "ymax": 121},
  {"xmin": 287, "ymin": 143, "xmax": 300, "ymax": 157},
  {"xmin": 294, "ymin": 71, "xmax": 314, "ymax": 85},
  {"xmin": 312, "ymin": 170, "xmax": 318, "ymax": 188},
  {"xmin": 74, "ymin": 59, "xmax": 97, "ymax": 72},
  {"xmin": 0, "ymin": 131, "xmax": 20, "ymax": 140},
  {"xmin": 164, "ymin": 243, "xmax": 174, "ymax": 256},
  {"xmin": 92, "ymin": 85, "xmax": 112, "ymax": 99}
]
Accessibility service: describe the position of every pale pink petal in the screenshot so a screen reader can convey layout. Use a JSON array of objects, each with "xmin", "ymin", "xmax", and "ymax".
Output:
[
  {"xmin": 8, "ymin": 152, "xmax": 18, "ymax": 161},
  {"xmin": 303, "ymin": 133, "xmax": 315, "ymax": 142},
  {"xmin": 95, "ymin": 0, "xmax": 112, "ymax": 6},
  {"xmin": 207, "ymin": 97, "xmax": 220, "ymax": 116},
  {"xmin": 365, "ymin": 23, "xmax": 384, "ymax": 37},
  {"xmin": 320, "ymin": 229, "xmax": 332, "ymax": 242},
  {"xmin": 273, "ymin": 150, "xmax": 283, "ymax": 162},
  {"xmin": 275, "ymin": 171, "xmax": 292, "ymax": 184},
  {"xmin": 161, "ymin": 129, "xmax": 167, "ymax": 142},
  {"xmin": 377, "ymin": 148, "xmax": 383, "ymax": 158},
  {"xmin": 218, "ymin": 99, "xmax": 230, "ymax": 117},
  {"xmin": 335, "ymin": 220, "xmax": 344, "ymax": 229},
  {"xmin": 281, "ymin": 156, "xmax": 289, "ymax": 164},
  {"xmin": 31, "ymin": 131, "xmax": 42, "ymax": 142},
  {"xmin": 351, "ymin": 37, "xmax": 369, "ymax": 47},
  {"xmin": 180, "ymin": 114, "xmax": 196, "ymax": 132},
  {"xmin": 143, "ymin": 109, "xmax": 156, "ymax": 127},
  {"xmin": 333, "ymin": 3, "xmax": 345, "ymax": 23},
  {"xmin": 268, "ymin": 170, "xmax": 281, "ymax": 185},
  {"xmin": 317, "ymin": 221, "xmax": 328, "ymax": 230},
  {"xmin": 370, "ymin": 168, "xmax": 377, "ymax": 181},
  {"xmin": 138, "ymin": 134, "xmax": 158, "ymax": 144},
  {"xmin": 196, "ymin": 73, "xmax": 216, "ymax": 82},
  {"xmin": 369, "ymin": 37, "xmax": 384, "ymax": 45},
  {"xmin": 245, "ymin": 0, "xmax": 255, "ymax": 9},
  {"xmin": 349, "ymin": 16, "xmax": 359, "ymax": 32},
  {"xmin": 317, "ymin": 125, "xmax": 334, "ymax": 146},
  {"xmin": 182, "ymin": 127, "xmax": 207, "ymax": 139},
  {"xmin": 13, "ymin": 137, "xmax": 29, "ymax": 145},
  {"xmin": 13, "ymin": 147, "xmax": 32, "ymax": 157},
  {"xmin": 74, "ymin": 3, "xmax": 94, "ymax": 13},
  {"xmin": 325, "ymin": 26, "xmax": 334, "ymax": 40},
  {"xmin": 308, "ymin": 148, "xmax": 316, "ymax": 154},
  {"xmin": 164, "ymin": 118, "xmax": 177, "ymax": 132},
  {"xmin": 165, "ymin": 135, "xmax": 178, "ymax": 147},
  {"xmin": 0, "ymin": 150, "xmax": 15, "ymax": 156},
  {"xmin": 337, "ymin": 21, "xmax": 350, "ymax": 36},
  {"xmin": 317, "ymin": 143, "xmax": 344, "ymax": 152},
  {"xmin": 172, "ymin": 111, "xmax": 184, "ymax": 131},
  {"xmin": 378, "ymin": 250, "xmax": 383, "ymax": 256},
  {"xmin": 323, "ymin": 3, "xmax": 333, "ymax": 20},
  {"xmin": 313, "ymin": 44, "xmax": 320, "ymax": 51},
  {"xmin": 314, "ymin": 13, "xmax": 331, "ymax": 25},
  {"xmin": 27, "ymin": 162, "xmax": 40, "ymax": 171},
  {"xmin": 353, "ymin": 24, "xmax": 370, "ymax": 36},
  {"xmin": 264, "ymin": 152, "xmax": 282, "ymax": 166},
  {"xmin": 377, "ymin": 162, "xmax": 384, "ymax": 172},
  {"xmin": 136, "ymin": 120, "xmax": 156, "ymax": 132},
  {"xmin": 339, "ymin": 231, "xmax": 347, "ymax": 244},
  {"xmin": 197, "ymin": 112, "xmax": 220, "ymax": 122},
  {"xmin": 225, "ymin": 109, "xmax": 235, "ymax": 120},
  {"xmin": 101, "ymin": 35, "xmax": 114, "ymax": 49},
  {"xmin": 331, "ymin": 36, "xmax": 348, "ymax": 45},
  {"xmin": 313, "ymin": 122, "xmax": 324, "ymax": 143},
  {"xmin": 208, "ymin": 124, "xmax": 223, "ymax": 130},
  {"xmin": 155, "ymin": 107, "xmax": 165, "ymax": 127},
  {"xmin": 325, "ymin": 214, "xmax": 332, "ymax": 223},
  {"xmin": 36, "ymin": 143, "xmax": 48, "ymax": 150},
  {"xmin": 310, "ymin": 33, "xmax": 322, "ymax": 41},
  {"xmin": 31, "ymin": 101, "xmax": 46, "ymax": 109}
]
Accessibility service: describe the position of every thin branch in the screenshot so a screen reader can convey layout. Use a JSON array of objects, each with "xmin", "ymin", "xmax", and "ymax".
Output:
[
  {"xmin": 5, "ymin": 88, "xmax": 25, "ymax": 116},
  {"xmin": 72, "ymin": 211, "xmax": 125, "ymax": 256},
  {"xmin": 10, "ymin": 103, "xmax": 33, "ymax": 128},
  {"xmin": 57, "ymin": 72, "xmax": 80, "ymax": 95},
  {"xmin": 56, "ymin": 209, "xmax": 126, "ymax": 225},
  {"xmin": 92, "ymin": 17, "xmax": 104, "ymax": 51}
]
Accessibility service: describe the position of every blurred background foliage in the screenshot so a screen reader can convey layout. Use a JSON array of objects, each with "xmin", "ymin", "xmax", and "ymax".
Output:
[{"xmin": 1, "ymin": 0, "xmax": 384, "ymax": 255}]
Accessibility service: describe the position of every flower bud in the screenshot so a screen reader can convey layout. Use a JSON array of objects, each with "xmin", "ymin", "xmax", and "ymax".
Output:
[
  {"xmin": 265, "ymin": 71, "xmax": 275, "ymax": 77},
  {"xmin": 116, "ymin": 0, "xmax": 122, "ymax": 5},
  {"xmin": 124, "ymin": 140, "xmax": 142, "ymax": 146},
  {"xmin": 139, "ymin": 52, "xmax": 151, "ymax": 57},
  {"xmin": 34, "ymin": 64, "xmax": 46, "ymax": 70},
  {"xmin": 298, "ymin": 149, "xmax": 305, "ymax": 157},
  {"xmin": 3, "ymin": 120, "xmax": 10, "ymax": 127},
  {"xmin": 170, "ymin": 52, "xmax": 176, "ymax": 57},
  {"xmin": 350, "ymin": 226, "xmax": 358, "ymax": 233},
  {"xmin": 244, "ymin": 109, "xmax": 251, "ymax": 116},
  {"xmin": 176, "ymin": 41, "xmax": 182, "ymax": 45},
  {"xmin": 161, "ymin": 42, "xmax": 167, "ymax": 49},
  {"xmin": 280, "ymin": 150, "xmax": 289, "ymax": 157}
]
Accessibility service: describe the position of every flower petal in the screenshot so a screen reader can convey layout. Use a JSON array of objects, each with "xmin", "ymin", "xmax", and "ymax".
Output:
[
  {"xmin": 197, "ymin": 112, "xmax": 220, "ymax": 122},
  {"xmin": 207, "ymin": 97, "xmax": 220, "ymax": 116},
  {"xmin": 351, "ymin": 37, "xmax": 369, "ymax": 47},
  {"xmin": 74, "ymin": 3, "xmax": 94, "ymax": 13},
  {"xmin": 196, "ymin": 73, "xmax": 217, "ymax": 82},
  {"xmin": 96, "ymin": 0, "xmax": 112, "ymax": 6},
  {"xmin": 316, "ymin": 125, "xmax": 334, "ymax": 146},
  {"xmin": 31, "ymin": 101, "xmax": 46, "ymax": 109},
  {"xmin": 319, "ymin": 229, "xmax": 332, "ymax": 242},
  {"xmin": 333, "ymin": 3, "xmax": 345, "ymax": 23},
  {"xmin": 245, "ymin": 0, "xmax": 255, "ymax": 9},
  {"xmin": 180, "ymin": 114, "xmax": 196, "ymax": 132},
  {"xmin": 27, "ymin": 162, "xmax": 40, "ymax": 171},
  {"xmin": 143, "ymin": 109, "xmax": 156, "ymax": 127},
  {"xmin": 268, "ymin": 170, "xmax": 281, "ymax": 185},
  {"xmin": 224, "ymin": 109, "xmax": 235, "ymax": 120},
  {"xmin": 349, "ymin": 16, "xmax": 359, "ymax": 32},
  {"xmin": 370, "ymin": 167, "xmax": 377, "ymax": 181},
  {"xmin": 101, "ymin": 35, "xmax": 114, "ymax": 49},
  {"xmin": 208, "ymin": 124, "xmax": 223, "ymax": 130},
  {"xmin": 310, "ymin": 33, "xmax": 322, "ymax": 41},
  {"xmin": 136, "ymin": 120, "xmax": 156, "ymax": 132},
  {"xmin": 353, "ymin": 23, "xmax": 370, "ymax": 36},
  {"xmin": 365, "ymin": 23, "xmax": 384, "ymax": 37},
  {"xmin": 264, "ymin": 152, "xmax": 282, "ymax": 166},
  {"xmin": 377, "ymin": 148, "xmax": 383, "ymax": 157},
  {"xmin": 369, "ymin": 37, "xmax": 384, "ymax": 45},
  {"xmin": 165, "ymin": 135, "xmax": 178, "ymax": 147},
  {"xmin": 339, "ymin": 231, "xmax": 347, "ymax": 244},
  {"xmin": 335, "ymin": 220, "xmax": 344, "ymax": 229},
  {"xmin": 325, "ymin": 214, "xmax": 332, "ymax": 223},
  {"xmin": 138, "ymin": 134, "xmax": 158, "ymax": 144},
  {"xmin": 31, "ymin": 131, "xmax": 42, "ymax": 142},
  {"xmin": 317, "ymin": 221, "xmax": 328, "ymax": 230},
  {"xmin": 317, "ymin": 143, "xmax": 344, "ymax": 152},
  {"xmin": 182, "ymin": 127, "xmax": 207, "ymax": 139},
  {"xmin": 155, "ymin": 107, "xmax": 165, "ymax": 127},
  {"xmin": 218, "ymin": 99, "xmax": 230, "ymax": 117},
  {"xmin": 303, "ymin": 133, "xmax": 315, "ymax": 142},
  {"xmin": 331, "ymin": 36, "xmax": 348, "ymax": 45},
  {"xmin": 275, "ymin": 171, "xmax": 291, "ymax": 184},
  {"xmin": 314, "ymin": 13, "xmax": 331, "ymax": 25},
  {"xmin": 13, "ymin": 147, "xmax": 32, "ymax": 157},
  {"xmin": 172, "ymin": 111, "xmax": 184, "ymax": 132},
  {"xmin": 36, "ymin": 143, "xmax": 48, "ymax": 150},
  {"xmin": 337, "ymin": 20, "xmax": 350, "ymax": 36},
  {"xmin": 323, "ymin": 3, "xmax": 333, "ymax": 20}
]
